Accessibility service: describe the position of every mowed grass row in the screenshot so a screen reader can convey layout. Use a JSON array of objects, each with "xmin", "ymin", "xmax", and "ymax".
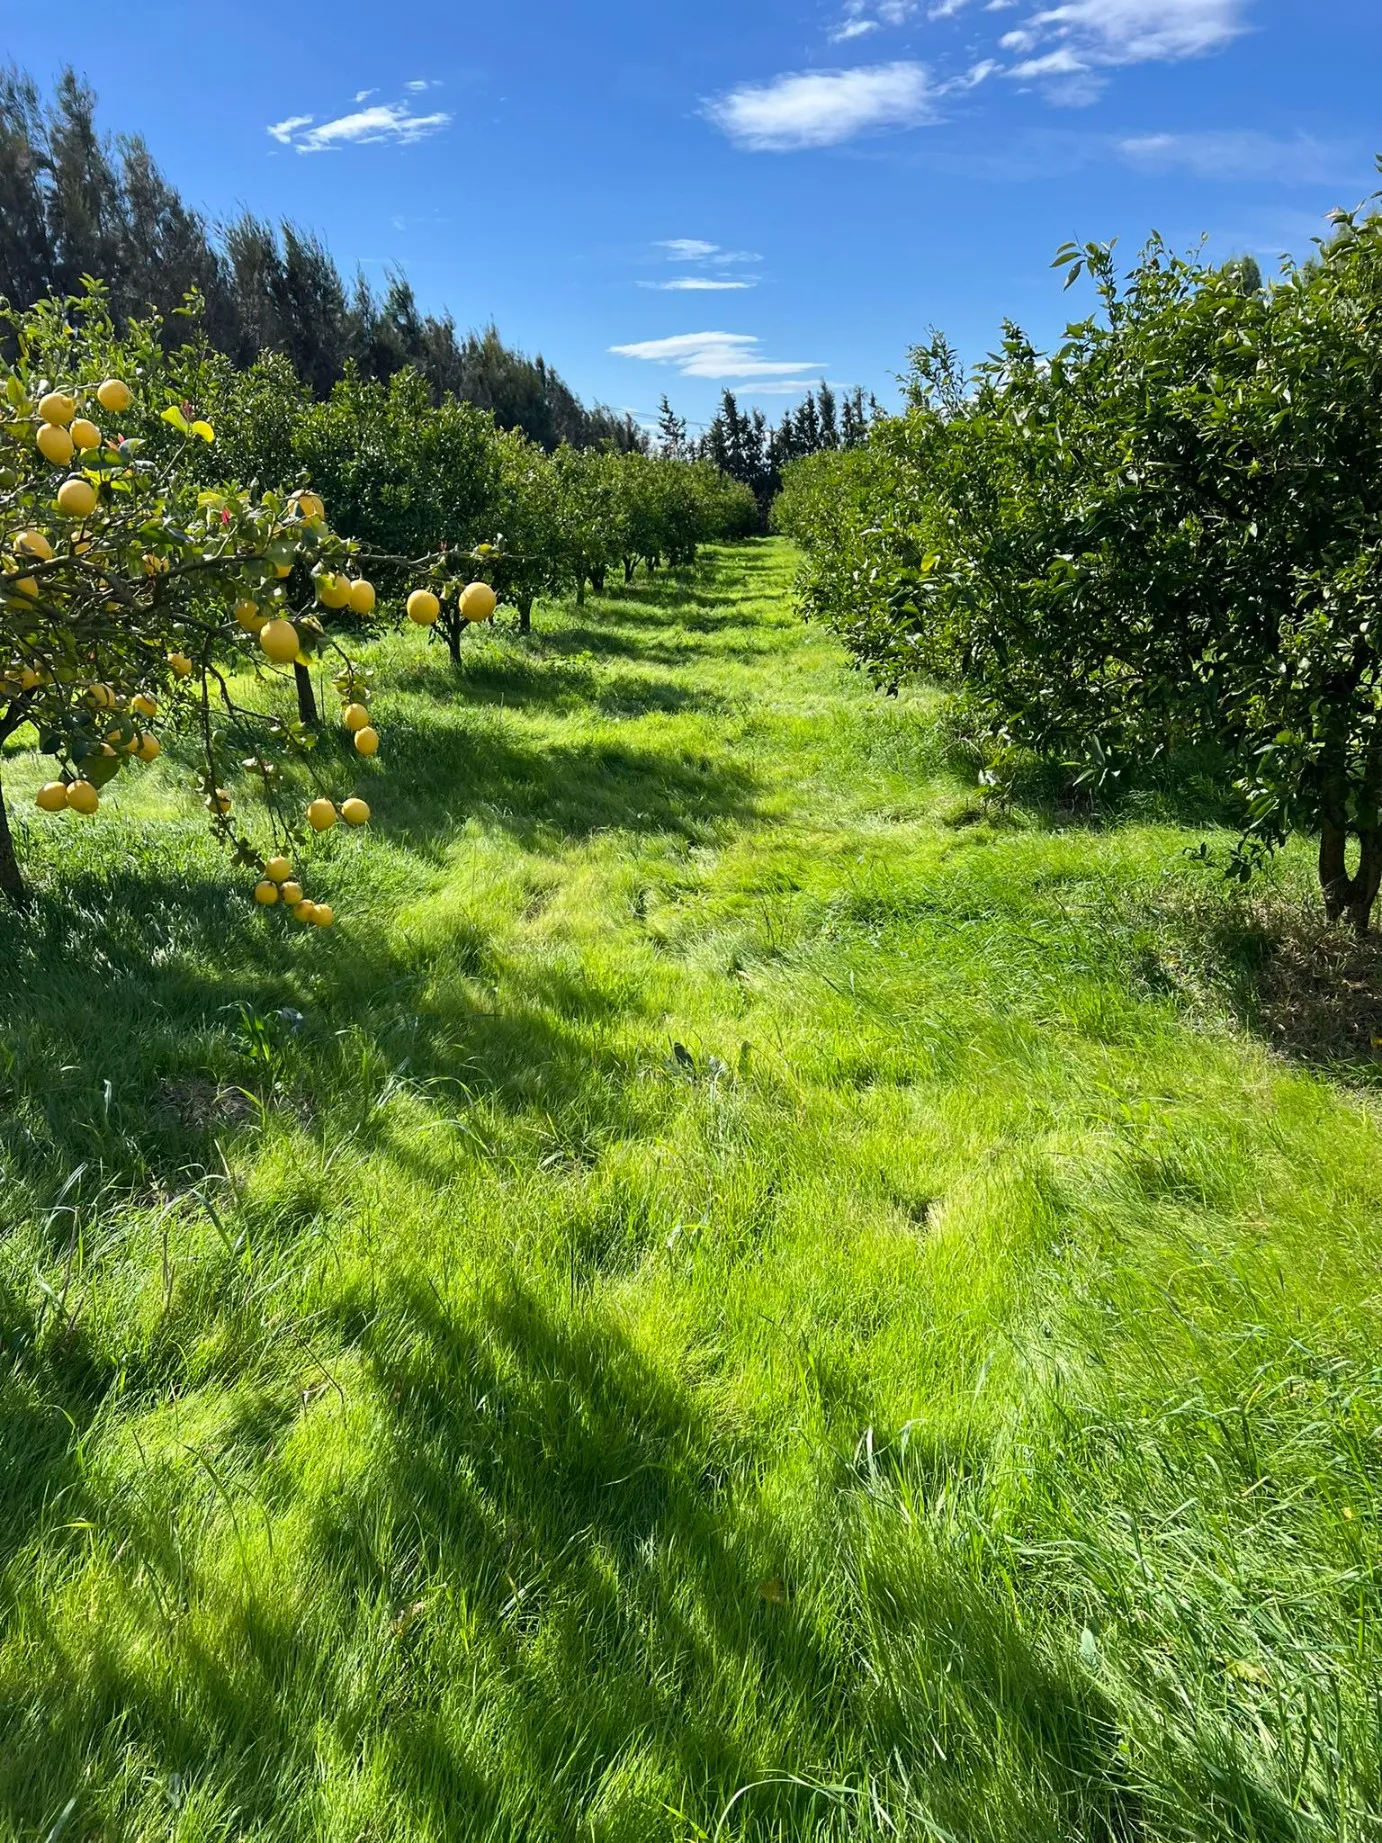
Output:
[{"xmin": 0, "ymin": 542, "xmax": 1379, "ymax": 1842}]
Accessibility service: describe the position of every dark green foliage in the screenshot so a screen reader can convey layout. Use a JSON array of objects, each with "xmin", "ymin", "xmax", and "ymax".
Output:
[{"xmin": 782, "ymin": 185, "xmax": 1382, "ymax": 933}]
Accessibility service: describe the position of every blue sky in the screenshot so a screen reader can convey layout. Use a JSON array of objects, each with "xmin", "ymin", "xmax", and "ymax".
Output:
[{"xmin": 5, "ymin": 0, "xmax": 1378, "ymax": 431}]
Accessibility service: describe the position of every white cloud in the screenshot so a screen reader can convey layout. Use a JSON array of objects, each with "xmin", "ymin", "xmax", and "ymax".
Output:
[
  {"xmin": 830, "ymin": 0, "xmax": 920, "ymax": 42},
  {"xmin": 831, "ymin": 19, "xmax": 880, "ymax": 39},
  {"xmin": 706, "ymin": 61, "xmax": 938, "ymax": 151},
  {"xmin": 268, "ymin": 115, "xmax": 314, "ymax": 145},
  {"xmin": 405, "ymin": 78, "xmax": 441, "ymax": 91},
  {"xmin": 659, "ymin": 239, "xmax": 720, "ymax": 261},
  {"xmin": 610, "ymin": 331, "xmax": 824, "ymax": 380},
  {"xmin": 354, "ymin": 88, "xmax": 377, "ymax": 103},
  {"xmin": 640, "ymin": 278, "xmax": 757, "ymax": 291},
  {"xmin": 1004, "ymin": 0, "xmax": 1247, "ymax": 96},
  {"xmin": 1117, "ymin": 129, "xmax": 1349, "ymax": 184},
  {"xmin": 271, "ymin": 101, "xmax": 453, "ymax": 153}
]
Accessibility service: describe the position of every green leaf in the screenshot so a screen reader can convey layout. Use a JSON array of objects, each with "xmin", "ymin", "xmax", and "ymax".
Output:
[{"xmin": 160, "ymin": 405, "xmax": 190, "ymax": 434}]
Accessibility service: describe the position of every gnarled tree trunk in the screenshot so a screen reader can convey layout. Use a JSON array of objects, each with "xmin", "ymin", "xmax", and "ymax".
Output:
[
  {"xmin": 517, "ymin": 596, "xmax": 532, "ymax": 635},
  {"xmin": 1318, "ymin": 749, "xmax": 1382, "ymax": 936},
  {"xmin": 293, "ymin": 661, "xmax": 319, "ymax": 726},
  {"xmin": 0, "ymin": 768, "xmax": 24, "ymax": 905}
]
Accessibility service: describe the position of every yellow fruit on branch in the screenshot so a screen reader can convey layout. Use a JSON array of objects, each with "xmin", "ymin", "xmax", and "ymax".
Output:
[
  {"xmin": 234, "ymin": 599, "xmax": 265, "ymax": 633},
  {"xmin": 348, "ymin": 579, "xmax": 376, "ymax": 615},
  {"xmin": 70, "ymin": 419, "xmax": 101, "ymax": 452},
  {"xmin": 315, "ymin": 571, "xmax": 351, "ymax": 610},
  {"xmin": 460, "ymin": 581, "xmax": 498, "ymax": 623},
  {"xmin": 311, "ymin": 904, "xmax": 334, "ymax": 927},
  {"xmin": 259, "ymin": 619, "xmax": 300, "ymax": 664},
  {"xmin": 342, "ymin": 702, "xmax": 371, "ymax": 733},
  {"xmin": 168, "ymin": 652, "xmax": 194, "ymax": 677},
  {"xmin": 131, "ymin": 692, "xmax": 158, "ymax": 719},
  {"xmin": 406, "ymin": 588, "xmax": 440, "ymax": 626},
  {"xmin": 341, "ymin": 797, "xmax": 371, "ymax": 826},
  {"xmin": 137, "ymin": 733, "xmax": 160, "ymax": 763},
  {"xmin": 293, "ymin": 899, "xmax": 318, "ymax": 923},
  {"xmin": 96, "ymin": 378, "xmax": 132, "ymax": 414},
  {"xmin": 292, "ymin": 491, "xmax": 325, "ymax": 523},
  {"xmin": 307, "ymin": 797, "xmax": 337, "ymax": 831},
  {"xmin": 254, "ymin": 879, "xmax": 280, "ymax": 905},
  {"xmin": 38, "ymin": 392, "xmax": 76, "ymax": 427},
  {"xmin": 57, "ymin": 477, "xmax": 97, "ymax": 519},
  {"xmin": 14, "ymin": 530, "xmax": 54, "ymax": 561},
  {"xmin": 86, "ymin": 683, "xmax": 116, "ymax": 709},
  {"xmin": 35, "ymin": 782, "xmax": 68, "ymax": 813},
  {"xmin": 354, "ymin": 725, "xmax": 380, "ymax": 757},
  {"xmin": 66, "ymin": 780, "xmax": 99, "ymax": 814},
  {"xmin": 36, "ymin": 424, "xmax": 74, "ymax": 467},
  {"xmin": 265, "ymin": 856, "xmax": 293, "ymax": 884},
  {"xmin": 273, "ymin": 561, "xmax": 294, "ymax": 580},
  {"xmin": 279, "ymin": 880, "xmax": 304, "ymax": 905},
  {"xmin": 205, "ymin": 788, "xmax": 233, "ymax": 816}
]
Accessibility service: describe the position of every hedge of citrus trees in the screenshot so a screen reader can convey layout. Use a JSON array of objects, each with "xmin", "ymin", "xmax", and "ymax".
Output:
[
  {"xmin": 0, "ymin": 286, "xmax": 757, "ymax": 907},
  {"xmin": 777, "ymin": 182, "xmax": 1382, "ymax": 936}
]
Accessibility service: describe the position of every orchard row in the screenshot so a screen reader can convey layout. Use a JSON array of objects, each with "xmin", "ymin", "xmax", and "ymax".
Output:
[{"xmin": 0, "ymin": 289, "xmax": 757, "ymax": 913}]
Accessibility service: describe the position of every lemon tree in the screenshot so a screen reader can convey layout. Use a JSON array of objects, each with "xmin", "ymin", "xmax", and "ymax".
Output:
[{"xmin": 0, "ymin": 295, "xmax": 438, "ymax": 919}]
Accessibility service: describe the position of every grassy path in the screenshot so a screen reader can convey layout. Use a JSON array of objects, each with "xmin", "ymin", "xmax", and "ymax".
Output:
[{"xmin": 1, "ymin": 542, "xmax": 1380, "ymax": 1841}]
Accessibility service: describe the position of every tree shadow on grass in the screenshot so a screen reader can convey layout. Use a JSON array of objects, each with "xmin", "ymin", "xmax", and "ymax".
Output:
[{"xmin": 0, "ymin": 1275, "xmax": 1152, "ymax": 1843}]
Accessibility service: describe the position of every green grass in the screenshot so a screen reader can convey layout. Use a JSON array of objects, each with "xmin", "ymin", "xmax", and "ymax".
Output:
[{"xmin": 1, "ymin": 541, "xmax": 1380, "ymax": 1842}]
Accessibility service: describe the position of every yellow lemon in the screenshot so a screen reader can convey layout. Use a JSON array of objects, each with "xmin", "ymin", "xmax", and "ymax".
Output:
[
  {"xmin": 205, "ymin": 788, "xmax": 232, "ymax": 816},
  {"xmin": 38, "ymin": 392, "xmax": 76, "ymax": 427},
  {"xmin": 406, "ymin": 588, "xmax": 440, "ymax": 626},
  {"xmin": 265, "ymin": 856, "xmax": 293, "ymax": 884},
  {"xmin": 131, "ymin": 692, "xmax": 157, "ymax": 719},
  {"xmin": 36, "ymin": 782, "xmax": 68, "ymax": 813},
  {"xmin": 342, "ymin": 702, "xmax": 371, "ymax": 733},
  {"xmin": 86, "ymin": 683, "xmax": 116, "ymax": 709},
  {"xmin": 293, "ymin": 491, "xmax": 325, "ymax": 522},
  {"xmin": 279, "ymin": 880, "xmax": 304, "ymax": 906},
  {"xmin": 307, "ymin": 797, "xmax": 337, "ymax": 832},
  {"xmin": 70, "ymin": 418, "xmax": 101, "ymax": 452},
  {"xmin": 66, "ymin": 780, "xmax": 99, "ymax": 814},
  {"xmin": 234, "ymin": 599, "xmax": 264, "ymax": 633},
  {"xmin": 259, "ymin": 619, "xmax": 300, "ymax": 664},
  {"xmin": 254, "ymin": 879, "xmax": 280, "ymax": 906},
  {"xmin": 97, "ymin": 378, "xmax": 132, "ymax": 414},
  {"xmin": 57, "ymin": 477, "xmax": 97, "ymax": 519},
  {"xmin": 460, "ymin": 581, "xmax": 498, "ymax": 622},
  {"xmin": 354, "ymin": 725, "xmax": 380, "ymax": 757},
  {"xmin": 14, "ymin": 530, "xmax": 54, "ymax": 561},
  {"xmin": 293, "ymin": 900, "xmax": 317, "ymax": 923},
  {"xmin": 348, "ymin": 579, "xmax": 376, "ymax": 615},
  {"xmin": 315, "ymin": 571, "xmax": 351, "ymax": 611},
  {"xmin": 341, "ymin": 797, "xmax": 371, "ymax": 826},
  {"xmin": 138, "ymin": 733, "xmax": 160, "ymax": 763},
  {"xmin": 168, "ymin": 652, "xmax": 194, "ymax": 676},
  {"xmin": 36, "ymin": 424, "xmax": 74, "ymax": 467},
  {"xmin": 311, "ymin": 904, "xmax": 334, "ymax": 928}
]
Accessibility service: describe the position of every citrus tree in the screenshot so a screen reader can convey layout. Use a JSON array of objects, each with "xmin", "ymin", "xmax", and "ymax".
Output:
[
  {"xmin": 0, "ymin": 293, "xmax": 441, "ymax": 917},
  {"xmin": 788, "ymin": 184, "xmax": 1382, "ymax": 936}
]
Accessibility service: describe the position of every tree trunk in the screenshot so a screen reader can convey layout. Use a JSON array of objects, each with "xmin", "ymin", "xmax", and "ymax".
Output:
[
  {"xmin": 623, "ymin": 557, "xmax": 635, "ymax": 585},
  {"xmin": 0, "ymin": 767, "xmax": 25, "ymax": 905},
  {"xmin": 442, "ymin": 613, "xmax": 464, "ymax": 666},
  {"xmin": 591, "ymin": 565, "xmax": 606, "ymax": 594},
  {"xmin": 293, "ymin": 662, "xmax": 318, "ymax": 726},
  {"xmin": 518, "ymin": 596, "xmax": 532, "ymax": 635},
  {"xmin": 576, "ymin": 578, "xmax": 586, "ymax": 607},
  {"xmin": 1318, "ymin": 816, "xmax": 1382, "ymax": 936}
]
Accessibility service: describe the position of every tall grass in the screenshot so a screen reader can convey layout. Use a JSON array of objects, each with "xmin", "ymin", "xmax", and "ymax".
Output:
[{"xmin": 0, "ymin": 543, "xmax": 1379, "ymax": 1842}]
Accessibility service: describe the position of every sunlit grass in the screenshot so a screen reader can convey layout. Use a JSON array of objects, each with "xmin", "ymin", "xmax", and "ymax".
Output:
[{"xmin": 0, "ymin": 543, "xmax": 1379, "ymax": 1841}]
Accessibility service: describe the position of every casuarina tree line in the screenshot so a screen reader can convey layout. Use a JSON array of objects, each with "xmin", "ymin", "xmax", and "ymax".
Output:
[{"xmin": 776, "ymin": 178, "xmax": 1382, "ymax": 936}]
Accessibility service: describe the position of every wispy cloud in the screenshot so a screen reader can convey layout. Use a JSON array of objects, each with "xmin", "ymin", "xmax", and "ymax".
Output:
[
  {"xmin": 1117, "ymin": 128, "xmax": 1351, "ymax": 184},
  {"xmin": 706, "ymin": 61, "xmax": 938, "ymax": 151},
  {"xmin": 354, "ymin": 88, "xmax": 377, "ymax": 103},
  {"xmin": 657, "ymin": 239, "xmax": 762, "ymax": 265},
  {"xmin": 268, "ymin": 99, "xmax": 452, "ymax": 153},
  {"xmin": 830, "ymin": 0, "xmax": 919, "ymax": 35},
  {"xmin": 405, "ymin": 78, "xmax": 442, "ymax": 91},
  {"xmin": 639, "ymin": 278, "xmax": 757, "ymax": 291},
  {"xmin": 610, "ymin": 332, "xmax": 824, "ymax": 380},
  {"xmin": 1002, "ymin": 0, "xmax": 1248, "ymax": 100},
  {"xmin": 268, "ymin": 115, "xmax": 314, "ymax": 145}
]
